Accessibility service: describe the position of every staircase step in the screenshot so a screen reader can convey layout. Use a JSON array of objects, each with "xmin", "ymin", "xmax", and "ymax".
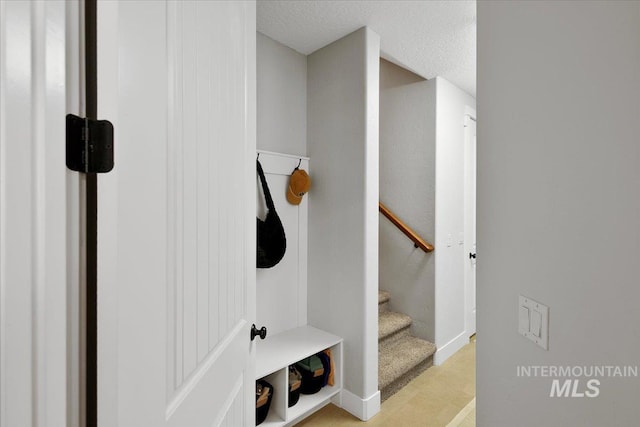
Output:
[
  {"xmin": 379, "ymin": 311, "xmax": 412, "ymax": 342},
  {"xmin": 379, "ymin": 327, "xmax": 412, "ymax": 351},
  {"xmin": 378, "ymin": 335, "xmax": 436, "ymax": 396},
  {"xmin": 378, "ymin": 290, "xmax": 391, "ymax": 313},
  {"xmin": 378, "ymin": 290, "xmax": 390, "ymax": 305}
]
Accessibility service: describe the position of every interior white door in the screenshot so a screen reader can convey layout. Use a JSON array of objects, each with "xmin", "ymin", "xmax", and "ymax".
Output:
[
  {"xmin": 464, "ymin": 113, "xmax": 477, "ymax": 337},
  {"xmin": 96, "ymin": 1, "xmax": 256, "ymax": 426}
]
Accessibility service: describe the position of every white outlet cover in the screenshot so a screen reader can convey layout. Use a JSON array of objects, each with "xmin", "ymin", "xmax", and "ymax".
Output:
[{"xmin": 518, "ymin": 295, "xmax": 549, "ymax": 350}]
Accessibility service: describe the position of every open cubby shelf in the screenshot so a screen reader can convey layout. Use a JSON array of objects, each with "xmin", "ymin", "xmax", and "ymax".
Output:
[{"xmin": 256, "ymin": 325, "xmax": 343, "ymax": 427}]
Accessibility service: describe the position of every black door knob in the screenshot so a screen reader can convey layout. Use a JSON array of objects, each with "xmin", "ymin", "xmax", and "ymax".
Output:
[
  {"xmin": 251, "ymin": 324, "xmax": 267, "ymax": 341},
  {"xmin": 469, "ymin": 252, "xmax": 476, "ymax": 259}
]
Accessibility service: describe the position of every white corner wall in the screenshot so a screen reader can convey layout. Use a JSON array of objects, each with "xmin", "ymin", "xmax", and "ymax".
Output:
[
  {"xmin": 379, "ymin": 59, "xmax": 437, "ymax": 343},
  {"xmin": 257, "ymin": 32, "xmax": 307, "ymax": 156},
  {"xmin": 307, "ymin": 27, "xmax": 381, "ymax": 420},
  {"xmin": 434, "ymin": 77, "xmax": 476, "ymax": 364},
  {"xmin": 478, "ymin": 2, "xmax": 640, "ymax": 426}
]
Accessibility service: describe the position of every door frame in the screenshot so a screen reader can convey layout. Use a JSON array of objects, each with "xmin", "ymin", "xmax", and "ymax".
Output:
[{"xmin": 0, "ymin": 1, "xmax": 83, "ymax": 426}]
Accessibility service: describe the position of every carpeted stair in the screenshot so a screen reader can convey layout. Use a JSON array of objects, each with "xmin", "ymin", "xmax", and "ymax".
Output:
[{"xmin": 378, "ymin": 290, "xmax": 436, "ymax": 401}]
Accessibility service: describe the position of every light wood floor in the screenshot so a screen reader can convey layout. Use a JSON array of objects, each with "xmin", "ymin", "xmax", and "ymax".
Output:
[{"xmin": 295, "ymin": 339, "xmax": 475, "ymax": 427}]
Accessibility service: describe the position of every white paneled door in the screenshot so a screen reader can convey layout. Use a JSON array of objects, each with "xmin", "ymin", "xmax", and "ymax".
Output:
[{"xmin": 96, "ymin": 1, "xmax": 256, "ymax": 426}]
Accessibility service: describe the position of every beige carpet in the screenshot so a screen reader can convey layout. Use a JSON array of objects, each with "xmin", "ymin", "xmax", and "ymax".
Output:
[
  {"xmin": 379, "ymin": 335, "xmax": 435, "ymax": 396},
  {"xmin": 378, "ymin": 311, "xmax": 412, "ymax": 340}
]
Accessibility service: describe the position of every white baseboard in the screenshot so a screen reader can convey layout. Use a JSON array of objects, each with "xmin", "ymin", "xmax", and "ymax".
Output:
[
  {"xmin": 434, "ymin": 331, "xmax": 469, "ymax": 365},
  {"xmin": 338, "ymin": 389, "xmax": 381, "ymax": 421}
]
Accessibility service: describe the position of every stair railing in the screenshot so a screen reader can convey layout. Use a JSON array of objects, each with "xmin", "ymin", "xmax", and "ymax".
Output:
[{"xmin": 379, "ymin": 202, "xmax": 434, "ymax": 253}]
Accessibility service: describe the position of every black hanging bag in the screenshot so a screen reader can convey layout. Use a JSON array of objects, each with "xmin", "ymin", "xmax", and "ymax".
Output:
[{"xmin": 256, "ymin": 160, "xmax": 286, "ymax": 268}]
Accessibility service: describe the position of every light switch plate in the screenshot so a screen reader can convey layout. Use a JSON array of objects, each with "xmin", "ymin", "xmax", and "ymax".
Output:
[
  {"xmin": 518, "ymin": 305, "xmax": 530, "ymax": 335},
  {"xmin": 519, "ymin": 295, "xmax": 549, "ymax": 350},
  {"xmin": 531, "ymin": 310, "xmax": 542, "ymax": 337}
]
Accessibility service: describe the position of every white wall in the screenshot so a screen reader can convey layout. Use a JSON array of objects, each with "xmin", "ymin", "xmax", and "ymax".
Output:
[
  {"xmin": 379, "ymin": 59, "xmax": 436, "ymax": 343},
  {"xmin": 257, "ymin": 32, "xmax": 307, "ymax": 156},
  {"xmin": 434, "ymin": 77, "xmax": 476, "ymax": 364},
  {"xmin": 256, "ymin": 152, "xmax": 309, "ymax": 337},
  {"xmin": 478, "ymin": 2, "xmax": 640, "ymax": 426},
  {"xmin": 307, "ymin": 27, "xmax": 381, "ymax": 420}
]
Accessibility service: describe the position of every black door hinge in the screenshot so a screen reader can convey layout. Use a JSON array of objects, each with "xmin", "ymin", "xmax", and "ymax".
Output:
[{"xmin": 66, "ymin": 114, "xmax": 114, "ymax": 173}]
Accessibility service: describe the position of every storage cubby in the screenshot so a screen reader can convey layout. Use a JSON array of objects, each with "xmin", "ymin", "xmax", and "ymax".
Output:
[
  {"xmin": 256, "ymin": 370, "xmax": 286, "ymax": 426},
  {"xmin": 256, "ymin": 326, "xmax": 342, "ymax": 426}
]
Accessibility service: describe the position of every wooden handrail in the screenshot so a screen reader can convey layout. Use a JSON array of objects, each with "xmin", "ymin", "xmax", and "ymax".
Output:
[{"xmin": 379, "ymin": 202, "xmax": 434, "ymax": 253}]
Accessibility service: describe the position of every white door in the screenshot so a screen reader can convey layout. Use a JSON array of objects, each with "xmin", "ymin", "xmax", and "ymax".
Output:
[
  {"xmin": 96, "ymin": 1, "xmax": 256, "ymax": 426},
  {"xmin": 464, "ymin": 113, "xmax": 477, "ymax": 337}
]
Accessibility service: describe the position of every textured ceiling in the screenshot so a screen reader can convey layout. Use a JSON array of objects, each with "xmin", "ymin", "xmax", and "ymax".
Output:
[{"xmin": 257, "ymin": 0, "xmax": 476, "ymax": 97}]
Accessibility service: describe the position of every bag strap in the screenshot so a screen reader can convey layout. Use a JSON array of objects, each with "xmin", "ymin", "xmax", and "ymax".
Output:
[{"xmin": 257, "ymin": 160, "xmax": 275, "ymax": 211}]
